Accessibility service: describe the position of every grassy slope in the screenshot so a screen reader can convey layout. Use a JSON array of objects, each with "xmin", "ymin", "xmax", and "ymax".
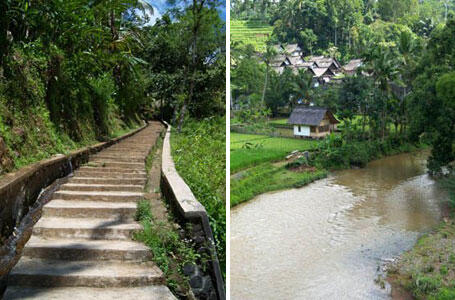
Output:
[
  {"xmin": 230, "ymin": 20, "xmax": 273, "ymax": 52},
  {"xmin": 231, "ymin": 133, "xmax": 320, "ymax": 173},
  {"xmin": 231, "ymin": 163, "xmax": 327, "ymax": 207},
  {"xmin": 230, "ymin": 133, "xmax": 325, "ymax": 207},
  {"xmin": 170, "ymin": 117, "xmax": 226, "ymax": 276}
]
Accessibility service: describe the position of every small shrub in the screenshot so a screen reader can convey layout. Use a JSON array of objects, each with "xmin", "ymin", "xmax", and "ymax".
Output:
[{"xmin": 413, "ymin": 276, "xmax": 441, "ymax": 295}]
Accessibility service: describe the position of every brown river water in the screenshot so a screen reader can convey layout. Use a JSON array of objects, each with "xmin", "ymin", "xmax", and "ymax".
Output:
[{"xmin": 231, "ymin": 151, "xmax": 447, "ymax": 300}]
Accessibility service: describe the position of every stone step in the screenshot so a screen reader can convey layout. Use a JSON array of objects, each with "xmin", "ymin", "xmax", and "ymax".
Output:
[
  {"xmin": 52, "ymin": 191, "xmax": 144, "ymax": 202},
  {"xmin": 4, "ymin": 286, "xmax": 176, "ymax": 299},
  {"xmin": 61, "ymin": 183, "xmax": 143, "ymax": 192},
  {"xmin": 33, "ymin": 217, "xmax": 142, "ymax": 240},
  {"xmin": 78, "ymin": 167, "xmax": 146, "ymax": 174},
  {"xmin": 74, "ymin": 170, "xmax": 147, "ymax": 179},
  {"xmin": 24, "ymin": 237, "xmax": 152, "ymax": 261},
  {"xmin": 102, "ymin": 149, "xmax": 148, "ymax": 155},
  {"xmin": 70, "ymin": 177, "xmax": 146, "ymax": 185},
  {"xmin": 107, "ymin": 147, "xmax": 150, "ymax": 152},
  {"xmin": 8, "ymin": 258, "xmax": 164, "ymax": 288},
  {"xmin": 85, "ymin": 162, "xmax": 145, "ymax": 170},
  {"xmin": 91, "ymin": 155, "xmax": 145, "ymax": 162},
  {"xmin": 43, "ymin": 200, "xmax": 137, "ymax": 219}
]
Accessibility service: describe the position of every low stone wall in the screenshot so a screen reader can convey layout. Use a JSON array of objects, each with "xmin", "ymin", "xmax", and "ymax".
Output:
[
  {"xmin": 160, "ymin": 123, "xmax": 225, "ymax": 300},
  {"xmin": 0, "ymin": 123, "xmax": 148, "ymax": 295}
]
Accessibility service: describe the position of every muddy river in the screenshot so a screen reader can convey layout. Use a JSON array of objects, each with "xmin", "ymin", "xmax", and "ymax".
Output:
[{"xmin": 231, "ymin": 151, "xmax": 447, "ymax": 299}]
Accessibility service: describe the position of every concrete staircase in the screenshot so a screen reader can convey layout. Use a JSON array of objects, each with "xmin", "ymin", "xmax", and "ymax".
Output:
[{"xmin": 4, "ymin": 123, "xmax": 176, "ymax": 299}]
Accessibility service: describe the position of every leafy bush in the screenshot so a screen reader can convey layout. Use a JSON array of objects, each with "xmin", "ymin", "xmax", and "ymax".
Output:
[
  {"xmin": 412, "ymin": 276, "xmax": 441, "ymax": 295},
  {"xmin": 313, "ymin": 134, "xmax": 418, "ymax": 169}
]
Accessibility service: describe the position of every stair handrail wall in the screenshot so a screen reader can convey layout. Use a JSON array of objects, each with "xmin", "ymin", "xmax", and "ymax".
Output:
[
  {"xmin": 0, "ymin": 123, "xmax": 148, "ymax": 297},
  {"xmin": 160, "ymin": 121, "xmax": 226, "ymax": 300}
]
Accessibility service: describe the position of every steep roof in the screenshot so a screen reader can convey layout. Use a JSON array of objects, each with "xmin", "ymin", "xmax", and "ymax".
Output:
[
  {"xmin": 343, "ymin": 59, "xmax": 363, "ymax": 72},
  {"xmin": 300, "ymin": 61, "xmax": 317, "ymax": 68},
  {"xmin": 270, "ymin": 55, "xmax": 289, "ymax": 67},
  {"xmin": 288, "ymin": 56, "xmax": 305, "ymax": 65},
  {"xmin": 288, "ymin": 65, "xmax": 316, "ymax": 76},
  {"xmin": 307, "ymin": 56, "xmax": 325, "ymax": 62},
  {"xmin": 288, "ymin": 106, "xmax": 339, "ymax": 126},
  {"xmin": 283, "ymin": 43, "xmax": 301, "ymax": 54},
  {"xmin": 312, "ymin": 67, "xmax": 335, "ymax": 77},
  {"xmin": 307, "ymin": 56, "xmax": 341, "ymax": 69}
]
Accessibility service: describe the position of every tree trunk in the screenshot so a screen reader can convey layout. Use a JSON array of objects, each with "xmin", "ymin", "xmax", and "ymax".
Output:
[
  {"xmin": 334, "ymin": 25, "xmax": 337, "ymax": 46},
  {"xmin": 177, "ymin": 97, "xmax": 188, "ymax": 132},
  {"xmin": 261, "ymin": 65, "xmax": 269, "ymax": 108}
]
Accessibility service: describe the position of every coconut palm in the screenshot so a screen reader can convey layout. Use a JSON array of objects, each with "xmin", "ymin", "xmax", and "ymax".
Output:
[
  {"xmin": 366, "ymin": 46, "xmax": 400, "ymax": 139},
  {"xmin": 260, "ymin": 44, "xmax": 277, "ymax": 107},
  {"xmin": 291, "ymin": 69, "xmax": 313, "ymax": 108}
]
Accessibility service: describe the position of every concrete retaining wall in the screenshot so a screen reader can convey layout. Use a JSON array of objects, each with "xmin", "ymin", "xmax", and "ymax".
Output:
[
  {"xmin": 160, "ymin": 123, "xmax": 225, "ymax": 300},
  {"xmin": 0, "ymin": 123, "xmax": 148, "ymax": 295}
]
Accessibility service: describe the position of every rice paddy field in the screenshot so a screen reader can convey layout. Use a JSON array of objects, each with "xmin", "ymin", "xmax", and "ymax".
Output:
[
  {"xmin": 230, "ymin": 133, "xmax": 325, "ymax": 206},
  {"xmin": 230, "ymin": 133, "xmax": 320, "ymax": 173},
  {"xmin": 230, "ymin": 20, "xmax": 273, "ymax": 52}
]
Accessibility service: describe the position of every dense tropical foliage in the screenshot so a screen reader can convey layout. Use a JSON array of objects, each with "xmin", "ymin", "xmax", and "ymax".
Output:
[
  {"xmin": 231, "ymin": 0, "xmax": 455, "ymax": 174},
  {"xmin": 0, "ymin": 0, "xmax": 225, "ymax": 174}
]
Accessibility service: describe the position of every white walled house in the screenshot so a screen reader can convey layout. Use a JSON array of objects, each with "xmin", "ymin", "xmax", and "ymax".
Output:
[{"xmin": 288, "ymin": 106, "xmax": 339, "ymax": 139}]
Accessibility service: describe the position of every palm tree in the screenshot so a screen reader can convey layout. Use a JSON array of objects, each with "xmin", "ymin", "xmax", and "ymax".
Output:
[
  {"xmin": 260, "ymin": 45, "xmax": 277, "ymax": 108},
  {"xmin": 366, "ymin": 46, "xmax": 400, "ymax": 140},
  {"xmin": 397, "ymin": 31, "xmax": 416, "ymax": 134},
  {"xmin": 291, "ymin": 69, "xmax": 313, "ymax": 108}
]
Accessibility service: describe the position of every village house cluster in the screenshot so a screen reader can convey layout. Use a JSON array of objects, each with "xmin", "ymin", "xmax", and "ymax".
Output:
[{"xmin": 270, "ymin": 44, "xmax": 363, "ymax": 86}]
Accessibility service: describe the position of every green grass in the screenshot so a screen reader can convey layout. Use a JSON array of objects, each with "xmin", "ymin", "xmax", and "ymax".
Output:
[
  {"xmin": 231, "ymin": 133, "xmax": 320, "ymax": 173},
  {"xmin": 269, "ymin": 118, "xmax": 288, "ymax": 125},
  {"xmin": 387, "ymin": 222, "xmax": 455, "ymax": 300},
  {"xmin": 230, "ymin": 20, "xmax": 273, "ymax": 52},
  {"xmin": 231, "ymin": 162, "xmax": 327, "ymax": 207},
  {"xmin": 170, "ymin": 117, "xmax": 226, "ymax": 277}
]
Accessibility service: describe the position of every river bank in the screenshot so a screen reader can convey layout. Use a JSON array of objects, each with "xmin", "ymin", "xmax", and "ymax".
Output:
[
  {"xmin": 387, "ymin": 216, "xmax": 455, "ymax": 299},
  {"xmin": 230, "ymin": 132, "xmax": 423, "ymax": 207},
  {"xmin": 231, "ymin": 150, "xmax": 446, "ymax": 299}
]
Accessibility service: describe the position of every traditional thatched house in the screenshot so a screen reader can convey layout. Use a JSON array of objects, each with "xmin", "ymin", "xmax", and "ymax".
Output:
[
  {"xmin": 308, "ymin": 57, "xmax": 342, "ymax": 74},
  {"xmin": 288, "ymin": 106, "xmax": 339, "ymax": 138},
  {"xmin": 343, "ymin": 59, "xmax": 363, "ymax": 75},
  {"xmin": 270, "ymin": 55, "xmax": 291, "ymax": 74},
  {"xmin": 268, "ymin": 44, "xmax": 343, "ymax": 85},
  {"xmin": 283, "ymin": 44, "xmax": 303, "ymax": 57}
]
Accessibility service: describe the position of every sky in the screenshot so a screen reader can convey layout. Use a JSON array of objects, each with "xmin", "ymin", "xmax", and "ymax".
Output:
[{"xmin": 144, "ymin": 0, "xmax": 226, "ymax": 25}]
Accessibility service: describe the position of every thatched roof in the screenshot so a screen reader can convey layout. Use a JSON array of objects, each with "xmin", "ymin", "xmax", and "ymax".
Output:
[
  {"xmin": 288, "ymin": 106, "xmax": 339, "ymax": 126},
  {"xmin": 300, "ymin": 61, "xmax": 317, "ymax": 68},
  {"xmin": 270, "ymin": 55, "xmax": 290, "ymax": 67},
  {"xmin": 283, "ymin": 44, "xmax": 301, "ymax": 54},
  {"xmin": 307, "ymin": 56, "xmax": 325, "ymax": 62},
  {"xmin": 307, "ymin": 56, "xmax": 341, "ymax": 69},
  {"xmin": 312, "ymin": 67, "xmax": 335, "ymax": 77},
  {"xmin": 343, "ymin": 59, "xmax": 363, "ymax": 72},
  {"xmin": 288, "ymin": 56, "xmax": 305, "ymax": 65}
]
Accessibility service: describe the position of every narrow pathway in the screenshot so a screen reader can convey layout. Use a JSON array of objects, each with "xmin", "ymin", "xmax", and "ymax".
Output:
[{"xmin": 4, "ymin": 122, "xmax": 175, "ymax": 299}]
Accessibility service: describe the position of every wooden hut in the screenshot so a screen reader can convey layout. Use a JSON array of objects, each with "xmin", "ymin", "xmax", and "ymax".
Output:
[{"xmin": 288, "ymin": 106, "xmax": 339, "ymax": 139}]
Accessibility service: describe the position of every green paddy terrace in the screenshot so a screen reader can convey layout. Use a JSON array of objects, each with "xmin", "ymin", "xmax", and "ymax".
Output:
[{"xmin": 230, "ymin": 20, "xmax": 273, "ymax": 52}]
